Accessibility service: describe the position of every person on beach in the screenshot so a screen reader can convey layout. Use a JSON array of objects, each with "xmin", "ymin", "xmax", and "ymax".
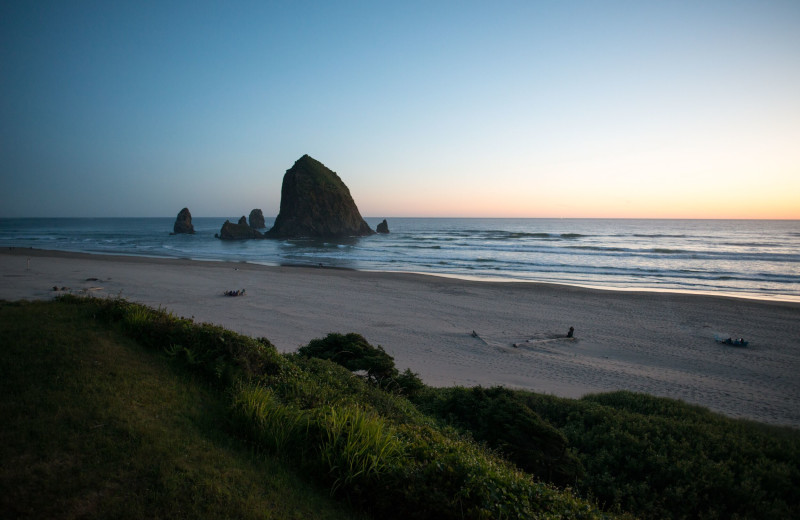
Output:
[{"xmin": 567, "ymin": 327, "xmax": 574, "ymax": 338}]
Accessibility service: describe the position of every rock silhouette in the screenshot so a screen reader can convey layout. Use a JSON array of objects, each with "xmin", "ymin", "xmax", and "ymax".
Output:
[
  {"xmin": 172, "ymin": 207, "xmax": 195, "ymax": 234},
  {"xmin": 376, "ymin": 219, "xmax": 390, "ymax": 234},
  {"xmin": 217, "ymin": 217, "xmax": 264, "ymax": 240},
  {"xmin": 266, "ymin": 155, "xmax": 374, "ymax": 238},
  {"xmin": 249, "ymin": 209, "xmax": 266, "ymax": 229}
]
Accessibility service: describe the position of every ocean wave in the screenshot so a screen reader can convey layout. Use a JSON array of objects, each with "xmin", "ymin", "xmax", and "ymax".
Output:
[
  {"xmin": 467, "ymin": 230, "xmax": 554, "ymax": 240},
  {"xmin": 514, "ymin": 232, "xmax": 552, "ymax": 239},
  {"xmin": 384, "ymin": 243, "xmax": 443, "ymax": 250},
  {"xmin": 567, "ymin": 245, "xmax": 626, "ymax": 252},
  {"xmin": 371, "ymin": 238, "xmax": 800, "ymax": 263},
  {"xmin": 650, "ymin": 248, "xmax": 686, "ymax": 254},
  {"xmin": 439, "ymin": 230, "xmax": 593, "ymax": 241},
  {"xmin": 720, "ymin": 241, "xmax": 783, "ymax": 248},
  {"xmin": 0, "ymin": 235, "xmax": 58, "ymax": 241},
  {"xmin": 414, "ymin": 260, "xmax": 800, "ymax": 287},
  {"xmin": 632, "ymin": 233, "xmax": 689, "ymax": 238}
]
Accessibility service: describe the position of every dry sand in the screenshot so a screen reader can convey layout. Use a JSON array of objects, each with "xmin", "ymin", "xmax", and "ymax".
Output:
[{"xmin": 3, "ymin": 248, "xmax": 799, "ymax": 428}]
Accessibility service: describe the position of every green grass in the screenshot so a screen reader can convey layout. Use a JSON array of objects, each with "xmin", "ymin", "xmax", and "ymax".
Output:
[
  {"xmin": 24, "ymin": 297, "xmax": 620, "ymax": 519},
  {"xmin": 0, "ymin": 299, "xmax": 364, "ymax": 519},
  {"xmin": 6, "ymin": 296, "xmax": 797, "ymax": 519}
]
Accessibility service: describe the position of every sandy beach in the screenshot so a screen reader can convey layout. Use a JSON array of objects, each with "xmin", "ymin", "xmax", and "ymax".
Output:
[{"xmin": 3, "ymin": 248, "xmax": 799, "ymax": 428}]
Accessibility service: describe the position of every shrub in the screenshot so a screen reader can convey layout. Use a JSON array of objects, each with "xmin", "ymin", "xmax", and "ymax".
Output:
[
  {"xmin": 298, "ymin": 333, "xmax": 397, "ymax": 382},
  {"xmin": 412, "ymin": 386, "xmax": 584, "ymax": 486},
  {"xmin": 86, "ymin": 296, "xmax": 285, "ymax": 385},
  {"xmin": 522, "ymin": 390, "xmax": 800, "ymax": 519},
  {"xmin": 392, "ymin": 368, "xmax": 426, "ymax": 397},
  {"xmin": 297, "ymin": 333, "xmax": 424, "ymax": 397}
]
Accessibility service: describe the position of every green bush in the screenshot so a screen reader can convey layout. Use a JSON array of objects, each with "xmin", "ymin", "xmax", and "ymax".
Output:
[
  {"xmin": 298, "ymin": 332, "xmax": 397, "ymax": 382},
  {"xmin": 413, "ymin": 386, "xmax": 584, "ymax": 486},
  {"xmin": 82, "ymin": 295, "xmax": 285, "ymax": 384},
  {"xmin": 522, "ymin": 390, "xmax": 800, "ymax": 519},
  {"xmin": 297, "ymin": 332, "xmax": 425, "ymax": 397},
  {"xmin": 392, "ymin": 368, "xmax": 426, "ymax": 397}
]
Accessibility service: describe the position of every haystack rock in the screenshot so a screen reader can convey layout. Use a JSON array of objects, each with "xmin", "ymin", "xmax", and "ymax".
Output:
[
  {"xmin": 217, "ymin": 217, "xmax": 264, "ymax": 240},
  {"xmin": 249, "ymin": 209, "xmax": 266, "ymax": 229},
  {"xmin": 376, "ymin": 219, "xmax": 390, "ymax": 234},
  {"xmin": 266, "ymin": 155, "xmax": 375, "ymax": 238},
  {"xmin": 173, "ymin": 207, "xmax": 195, "ymax": 234}
]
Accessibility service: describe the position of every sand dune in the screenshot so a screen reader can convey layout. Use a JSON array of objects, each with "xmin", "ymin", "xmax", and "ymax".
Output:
[{"xmin": 3, "ymin": 248, "xmax": 799, "ymax": 428}]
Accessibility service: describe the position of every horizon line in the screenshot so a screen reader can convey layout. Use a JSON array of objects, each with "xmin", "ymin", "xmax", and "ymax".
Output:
[{"xmin": 1, "ymin": 215, "xmax": 798, "ymax": 221}]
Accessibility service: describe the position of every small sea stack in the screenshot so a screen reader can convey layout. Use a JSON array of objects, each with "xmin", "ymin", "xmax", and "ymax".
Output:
[
  {"xmin": 376, "ymin": 219, "xmax": 390, "ymax": 234},
  {"xmin": 216, "ymin": 217, "xmax": 264, "ymax": 240},
  {"xmin": 172, "ymin": 207, "xmax": 195, "ymax": 234},
  {"xmin": 249, "ymin": 209, "xmax": 266, "ymax": 229}
]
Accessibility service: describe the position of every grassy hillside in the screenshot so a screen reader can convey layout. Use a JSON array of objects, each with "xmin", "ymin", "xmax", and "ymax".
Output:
[
  {"xmin": 3, "ymin": 296, "xmax": 798, "ymax": 519},
  {"xmin": 0, "ymin": 299, "xmax": 364, "ymax": 519},
  {"xmin": 1, "ymin": 297, "xmax": 618, "ymax": 519}
]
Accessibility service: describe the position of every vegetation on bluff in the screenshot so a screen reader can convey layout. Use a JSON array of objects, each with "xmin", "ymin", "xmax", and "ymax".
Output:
[
  {"xmin": 522, "ymin": 391, "xmax": 800, "ymax": 519},
  {"xmin": 297, "ymin": 332, "xmax": 425, "ymax": 396},
  {"xmin": 0, "ymin": 299, "xmax": 361, "ymax": 519},
  {"xmin": 2, "ymin": 296, "xmax": 798, "ymax": 519}
]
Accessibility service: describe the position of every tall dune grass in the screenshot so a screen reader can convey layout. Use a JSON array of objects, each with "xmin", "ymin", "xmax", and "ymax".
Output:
[
  {"xmin": 233, "ymin": 385, "xmax": 308, "ymax": 455},
  {"xmin": 314, "ymin": 404, "xmax": 403, "ymax": 494}
]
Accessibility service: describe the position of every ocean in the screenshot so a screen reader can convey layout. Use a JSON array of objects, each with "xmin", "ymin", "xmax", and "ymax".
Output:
[{"xmin": 1, "ymin": 218, "xmax": 798, "ymax": 302}]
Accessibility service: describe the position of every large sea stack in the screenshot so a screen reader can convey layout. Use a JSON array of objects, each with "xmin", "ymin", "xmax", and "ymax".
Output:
[
  {"xmin": 173, "ymin": 207, "xmax": 195, "ymax": 234},
  {"xmin": 249, "ymin": 209, "xmax": 266, "ymax": 229},
  {"xmin": 217, "ymin": 217, "xmax": 264, "ymax": 240},
  {"xmin": 266, "ymin": 155, "xmax": 374, "ymax": 238}
]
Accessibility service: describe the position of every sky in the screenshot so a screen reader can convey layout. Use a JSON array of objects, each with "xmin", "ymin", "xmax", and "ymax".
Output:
[{"xmin": 1, "ymin": 1, "xmax": 799, "ymax": 219}]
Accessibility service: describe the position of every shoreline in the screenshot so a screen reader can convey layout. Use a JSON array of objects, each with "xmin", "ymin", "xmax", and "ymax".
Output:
[
  {"xmin": 2, "ymin": 247, "xmax": 799, "ymax": 428},
  {"xmin": 6, "ymin": 246, "xmax": 798, "ymax": 304}
]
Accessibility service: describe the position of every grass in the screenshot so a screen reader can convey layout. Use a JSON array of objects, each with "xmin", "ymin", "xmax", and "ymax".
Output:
[
  {"xmin": 4, "ymin": 295, "xmax": 798, "ymax": 519},
  {"xmin": 314, "ymin": 404, "xmax": 403, "ymax": 494},
  {"xmin": 19, "ymin": 296, "xmax": 621, "ymax": 519},
  {"xmin": 0, "ymin": 299, "xmax": 364, "ymax": 519}
]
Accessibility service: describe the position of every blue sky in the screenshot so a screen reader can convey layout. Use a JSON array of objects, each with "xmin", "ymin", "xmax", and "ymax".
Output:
[{"xmin": 2, "ymin": 1, "xmax": 799, "ymax": 218}]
